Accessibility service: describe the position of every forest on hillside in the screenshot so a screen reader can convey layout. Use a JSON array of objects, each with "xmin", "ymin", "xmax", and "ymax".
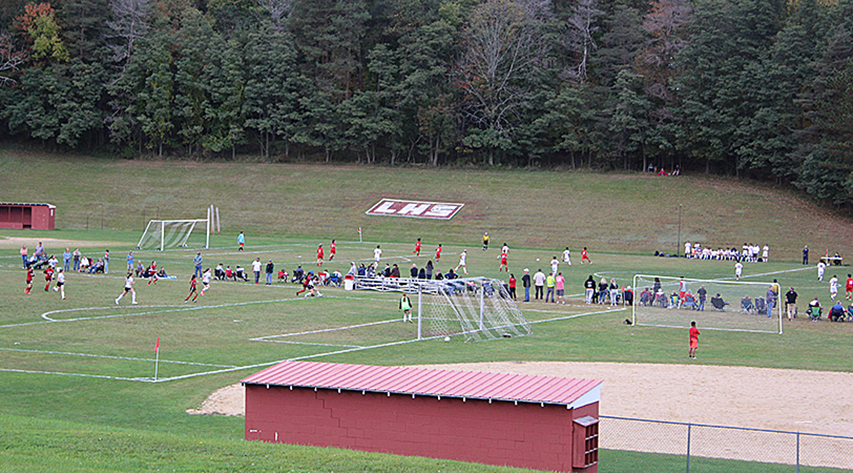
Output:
[{"xmin": 1, "ymin": 0, "xmax": 852, "ymax": 205}]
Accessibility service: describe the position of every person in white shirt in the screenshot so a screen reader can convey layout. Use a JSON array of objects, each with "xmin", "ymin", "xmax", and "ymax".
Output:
[
  {"xmin": 829, "ymin": 275, "xmax": 839, "ymax": 300},
  {"xmin": 54, "ymin": 269, "xmax": 66, "ymax": 300},
  {"xmin": 562, "ymin": 247, "xmax": 572, "ymax": 265},
  {"xmin": 532, "ymin": 269, "xmax": 546, "ymax": 300},
  {"xmin": 734, "ymin": 262, "xmax": 743, "ymax": 281},
  {"xmin": 374, "ymin": 245, "xmax": 382, "ymax": 263},
  {"xmin": 251, "ymin": 258, "xmax": 262, "ymax": 284},
  {"xmin": 685, "ymin": 241, "xmax": 691, "ymax": 258},
  {"xmin": 762, "ymin": 244, "xmax": 769, "ymax": 262},
  {"xmin": 550, "ymin": 256, "xmax": 559, "ymax": 275},
  {"xmin": 455, "ymin": 250, "xmax": 468, "ymax": 275},
  {"xmin": 817, "ymin": 261, "xmax": 826, "ymax": 281},
  {"xmin": 201, "ymin": 268, "xmax": 212, "ymax": 295},
  {"xmin": 115, "ymin": 273, "xmax": 137, "ymax": 305}
]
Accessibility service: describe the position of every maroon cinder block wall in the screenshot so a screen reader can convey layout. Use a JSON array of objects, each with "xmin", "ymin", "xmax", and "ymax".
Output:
[{"xmin": 245, "ymin": 385, "xmax": 598, "ymax": 472}]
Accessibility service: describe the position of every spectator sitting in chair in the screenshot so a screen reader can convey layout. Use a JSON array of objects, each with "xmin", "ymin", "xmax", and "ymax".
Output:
[
  {"xmin": 710, "ymin": 293, "xmax": 728, "ymax": 310},
  {"xmin": 330, "ymin": 270, "xmax": 342, "ymax": 286},
  {"xmin": 225, "ymin": 266, "xmax": 234, "ymax": 281},
  {"xmin": 157, "ymin": 267, "xmax": 168, "ymax": 277},
  {"xmin": 135, "ymin": 262, "xmax": 145, "ymax": 277},
  {"xmin": 278, "ymin": 269, "xmax": 288, "ymax": 282},
  {"xmin": 445, "ymin": 268, "xmax": 457, "ymax": 280},
  {"xmin": 235, "ymin": 265, "xmax": 248, "ymax": 282},
  {"xmin": 292, "ymin": 265, "xmax": 305, "ymax": 283},
  {"xmin": 215, "ymin": 264, "xmax": 226, "ymax": 280},
  {"xmin": 829, "ymin": 301, "xmax": 845, "ymax": 322},
  {"xmin": 88, "ymin": 258, "xmax": 105, "ymax": 274},
  {"xmin": 807, "ymin": 298, "xmax": 822, "ymax": 321}
]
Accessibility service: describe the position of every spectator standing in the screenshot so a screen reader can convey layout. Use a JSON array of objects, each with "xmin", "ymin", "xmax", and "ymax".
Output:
[
  {"xmin": 425, "ymin": 260, "xmax": 434, "ymax": 280},
  {"xmin": 584, "ymin": 275, "xmax": 596, "ymax": 304},
  {"xmin": 803, "ymin": 245, "xmax": 809, "ymax": 265},
  {"xmin": 533, "ymin": 269, "xmax": 546, "ymax": 300},
  {"xmin": 697, "ymin": 285, "xmax": 707, "ymax": 311},
  {"xmin": 62, "ymin": 248, "xmax": 72, "ymax": 272},
  {"xmin": 508, "ymin": 274, "xmax": 517, "ymax": 300},
  {"xmin": 103, "ymin": 250, "xmax": 110, "ymax": 274},
  {"xmin": 785, "ymin": 287, "xmax": 798, "ymax": 321},
  {"xmin": 555, "ymin": 272, "xmax": 565, "ymax": 304},
  {"xmin": 126, "ymin": 251, "xmax": 134, "ymax": 272},
  {"xmin": 72, "ymin": 248, "xmax": 81, "ymax": 271},
  {"xmin": 34, "ymin": 242, "xmax": 45, "ymax": 259},
  {"xmin": 410, "ymin": 264, "xmax": 418, "ymax": 278},
  {"xmin": 545, "ymin": 272, "xmax": 556, "ymax": 303},
  {"xmin": 609, "ymin": 279, "xmax": 619, "ymax": 307},
  {"xmin": 252, "ymin": 258, "xmax": 262, "ymax": 284},
  {"xmin": 20, "ymin": 245, "xmax": 27, "ymax": 268},
  {"xmin": 265, "ymin": 260, "xmax": 275, "ymax": 285},
  {"xmin": 193, "ymin": 252, "xmax": 203, "ymax": 278},
  {"xmin": 522, "ymin": 269, "xmax": 531, "ymax": 302},
  {"xmin": 766, "ymin": 285, "xmax": 777, "ymax": 318}
]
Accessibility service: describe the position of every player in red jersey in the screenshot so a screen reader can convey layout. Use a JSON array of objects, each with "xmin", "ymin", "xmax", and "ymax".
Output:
[
  {"xmin": 148, "ymin": 261, "xmax": 159, "ymax": 285},
  {"xmin": 846, "ymin": 274, "xmax": 853, "ymax": 301},
  {"xmin": 329, "ymin": 240, "xmax": 336, "ymax": 261},
  {"xmin": 25, "ymin": 267, "xmax": 33, "ymax": 294},
  {"xmin": 413, "ymin": 238, "xmax": 421, "ymax": 256},
  {"xmin": 435, "ymin": 244, "xmax": 442, "ymax": 261},
  {"xmin": 317, "ymin": 244, "xmax": 324, "ymax": 266},
  {"xmin": 581, "ymin": 247, "xmax": 592, "ymax": 264},
  {"xmin": 688, "ymin": 321, "xmax": 700, "ymax": 359},
  {"xmin": 185, "ymin": 274, "xmax": 199, "ymax": 303},
  {"xmin": 43, "ymin": 267, "xmax": 54, "ymax": 292},
  {"xmin": 498, "ymin": 250, "xmax": 508, "ymax": 272}
]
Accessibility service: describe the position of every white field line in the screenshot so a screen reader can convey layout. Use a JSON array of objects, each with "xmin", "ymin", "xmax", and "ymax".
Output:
[
  {"xmin": 260, "ymin": 341, "xmax": 364, "ymax": 348},
  {"xmin": 0, "ymin": 368, "xmax": 151, "ymax": 382},
  {"xmin": 250, "ymin": 319, "xmax": 399, "ymax": 341},
  {"xmin": 0, "ymin": 347, "xmax": 236, "ymax": 367},
  {"xmin": 527, "ymin": 307, "xmax": 628, "ymax": 325}
]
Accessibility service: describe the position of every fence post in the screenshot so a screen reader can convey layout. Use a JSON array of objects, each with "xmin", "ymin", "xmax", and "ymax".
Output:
[
  {"xmin": 686, "ymin": 423, "xmax": 691, "ymax": 473},
  {"xmin": 796, "ymin": 431, "xmax": 800, "ymax": 473}
]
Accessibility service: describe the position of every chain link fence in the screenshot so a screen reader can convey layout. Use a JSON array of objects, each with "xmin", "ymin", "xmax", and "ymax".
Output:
[{"xmin": 601, "ymin": 415, "xmax": 853, "ymax": 472}]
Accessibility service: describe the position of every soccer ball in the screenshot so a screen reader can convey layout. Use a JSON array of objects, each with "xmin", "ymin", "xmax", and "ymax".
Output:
[
  {"xmin": 444, "ymin": 336, "xmax": 451, "ymax": 342},
  {"xmin": 536, "ymin": 258, "xmax": 540, "ymax": 262}
]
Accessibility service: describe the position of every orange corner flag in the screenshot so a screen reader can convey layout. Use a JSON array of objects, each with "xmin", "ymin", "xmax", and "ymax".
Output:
[{"xmin": 154, "ymin": 337, "xmax": 160, "ymax": 354}]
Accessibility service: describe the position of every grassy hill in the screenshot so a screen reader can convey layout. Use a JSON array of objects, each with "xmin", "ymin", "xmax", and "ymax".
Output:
[{"xmin": 2, "ymin": 147, "xmax": 850, "ymax": 260}]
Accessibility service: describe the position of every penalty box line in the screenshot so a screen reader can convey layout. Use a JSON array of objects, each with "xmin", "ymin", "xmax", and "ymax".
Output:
[{"xmin": 0, "ymin": 347, "xmax": 236, "ymax": 368}]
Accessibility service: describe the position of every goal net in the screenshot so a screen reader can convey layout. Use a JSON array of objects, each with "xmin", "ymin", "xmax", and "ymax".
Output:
[
  {"xmin": 136, "ymin": 219, "xmax": 210, "ymax": 251},
  {"xmin": 632, "ymin": 275, "xmax": 783, "ymax": 334}
]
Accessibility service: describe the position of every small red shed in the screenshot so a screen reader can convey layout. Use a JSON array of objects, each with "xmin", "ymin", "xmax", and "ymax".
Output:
[
  {"xmin": 242, "ymin": 361, "xmax": 601, "ymax": 472},
  {"xmin": 0, "ymin": 202, "xmax": 56, "ymax": 230}
]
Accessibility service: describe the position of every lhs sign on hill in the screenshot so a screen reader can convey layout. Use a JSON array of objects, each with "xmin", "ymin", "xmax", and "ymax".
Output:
[{"xmin": 365, "ymin": 199, "xmax": 464, "ymax": 220}]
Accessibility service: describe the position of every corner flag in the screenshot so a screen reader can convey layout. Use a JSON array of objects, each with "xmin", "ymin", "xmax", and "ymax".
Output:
[{"xmin": 154, "ymin": 337, "xmax": 160, "ymax": 354}]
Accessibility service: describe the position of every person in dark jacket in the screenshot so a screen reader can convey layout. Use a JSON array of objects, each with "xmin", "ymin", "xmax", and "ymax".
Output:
[
  {"xmin": 522, "ymin": 268, "xmax": 531, "ymax": 302},
  {"xmin": 584, "ymin": 275, "xmax": 596, "ymax": 304},
  {"xmin": 410, "ymin": 264, "xmax": 418, "ymax": 278},
  {"xmin": 425, "ymin": 260, "xmax": 434, "ymax": 280}
]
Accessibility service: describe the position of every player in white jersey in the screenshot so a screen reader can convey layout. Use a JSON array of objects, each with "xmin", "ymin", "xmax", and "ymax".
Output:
[
  {"xmin": 54, "ymin": 269, "xmax": 66, "ymax": 299},
  {"xmin": 116, "ymin": 273, "xmax": 138, "ymax": 305},
  {"xmin": 201, "ymin": 268, "xmax": 212, "ymax": 296},
  {"xmin": 550, "ymin": 256, "xmax": 559, "ymax": 275},
  {"xmin": 455, "ymin": 250, "xmax": 468, "ymax": 275},
  {"xmin": 562, "ymin": 247, "xmax": 572, "ymax": 265},
  {"xmin": 734, "ymin": 262, "xmax": 743, "ymax": 281},
  {"xmin": 829, "ymin": 275, "xmax": 838, "ymax": 300},
  {"xmin": 817, "ymin": 261, "xmax": 826, "ymax": 281},
  {"xmin": 374, "ymin": 245, "xmax": 382, "ymax": 263}
]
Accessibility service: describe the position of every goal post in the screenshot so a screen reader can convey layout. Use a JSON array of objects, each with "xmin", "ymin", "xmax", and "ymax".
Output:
[
  {"xmin": 354, "ymin": 276, "xmax": 532, "ymax": 342},
  {"xmin": 136, "ymin": 218, "xmax": 210, "ymax": 251},
  {"xmin": 632, "ymin": 275, "xmax": 783, "ymax": 334}
]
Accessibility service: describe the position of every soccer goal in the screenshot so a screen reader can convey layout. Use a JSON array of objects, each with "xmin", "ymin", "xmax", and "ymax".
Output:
[
  {"xmin": 136, "ymin": 218, "xmax": 210, "ymax": 251},
  {"xmin": 632, "ymin": 275, "xmax": 783, "ymax": 334}
]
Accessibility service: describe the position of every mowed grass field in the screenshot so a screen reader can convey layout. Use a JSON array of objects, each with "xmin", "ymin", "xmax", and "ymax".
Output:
[{"xmin": 2, "ymin": 149, "xmax": 853, "ymax": 472}]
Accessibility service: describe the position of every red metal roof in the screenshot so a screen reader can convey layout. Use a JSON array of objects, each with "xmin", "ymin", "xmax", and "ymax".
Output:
[
  {"xmin": 0, "ymin": 202, "xmax": 56, "ymax": 208},
  {"xmin": 242, "ymin": 361, "xmax": 601, "ymax": 406}
]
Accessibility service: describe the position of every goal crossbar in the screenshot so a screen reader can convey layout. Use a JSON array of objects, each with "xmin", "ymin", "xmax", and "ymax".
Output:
[{"xmin": 632, "ymin": 274, "xmax": 783, "ymax": 334}]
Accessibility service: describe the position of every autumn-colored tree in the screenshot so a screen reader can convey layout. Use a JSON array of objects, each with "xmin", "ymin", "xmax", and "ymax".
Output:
[{"xmin": 15, "ymin": 3, "xmax": 67, "ymax": 61}]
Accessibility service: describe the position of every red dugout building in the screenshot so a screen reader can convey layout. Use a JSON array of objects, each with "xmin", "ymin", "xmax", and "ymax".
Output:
[
  {"xmin": 0, "ymin": 202, "xmax": 56, "ymax": 230},
  {"xmin": 242, "ymin": 361, "xmax": 601, "ymax": 472}
]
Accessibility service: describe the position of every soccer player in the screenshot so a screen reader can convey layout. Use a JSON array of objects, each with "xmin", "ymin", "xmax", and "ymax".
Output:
[
  {"xmin": 581, "ymin": 247, "xmax": 592, "ymax": 264},
  {"xmin": 456, "ymin": 250, "xmax": 468, "ymax": 275},
  {"xmin": 678, "ymin": 277, "xmax": 688, "ymax": 308},
  {"xmin": 116, "ymin": 273, "xmax": 138, "ymax": 305},
  {"xmin": 829, "ymin": 275, "xmax": 839, "ymax": 301},
  {"xmin": 201, "ymin": 268, "xmax": 212, "ymax": 295},
  {"xmin": 185, "ymin": 274, "xmax": 199, "ymax": 303},
  {"xmin": 25, "ymin": 267, "xmax": 33, "ymax": 294},
  {"xmin": 734, "ymin": 261, "xmax": 743, "ymax": 281},
  {"xmin": 550, "ymin": 256, "xmax": 559, "ymax": 276},
  {"xmin": 374, "ymin": 245, "xmax": 382, "ymax": 263},
  {"xmin": 501, "ymin": 243, "xmax": 509, "ymax": 255},
  {"xmin": 817, "ymin": 261, "xmax": 826, "ymax": 281},
  {"xmin": 399, "ymin": 293, "xmax": 413, "ymax": 323},
  {"xmin": 413, "ymin": 238, "xmax": 421, "ymax": 256},
  {"xmin": 53, "ymin": 269, "xmax": 66, "ymax": 299},
  {"xmin": 147, "ymin": 261, "xmax": 159, "ymax": 285},
  {"xmin": 562, "ymin": 247, "xmax": 572, "ymax": 266},
  {"xmin": 43, "ymin": 266, "xmax": 54, "ymax": 292},
  {"xmin": 296, "ymin": 272, "xmax": 313, "ymax": 296},
  {"xmin": 498, "ymin": 250, "xmax": 509, "ymax": 272},
  {"xmin": 317, "ymin": 244, "xmax": 324, "ymax": 267},
  {"xmin": 688, "ymin": 321, "xmax": 700, "ymax": 359},
  {"xmin": 237, "ymin": 231, "xmax": 245, "ymax": 251},
  {"xmin": 482, "ymin": 232, "xmax": 490, "ymax": 251},
  {"xmin": 329, "ymin": 240, "xmax": 336, "ymax": 261},
  {"xmin": 435, "ymin": 244, "xmax": 442, "ymax": 261},
  {"xmin": 846, "ymin": 275, "xmax": 853, "ymax": 301}
]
